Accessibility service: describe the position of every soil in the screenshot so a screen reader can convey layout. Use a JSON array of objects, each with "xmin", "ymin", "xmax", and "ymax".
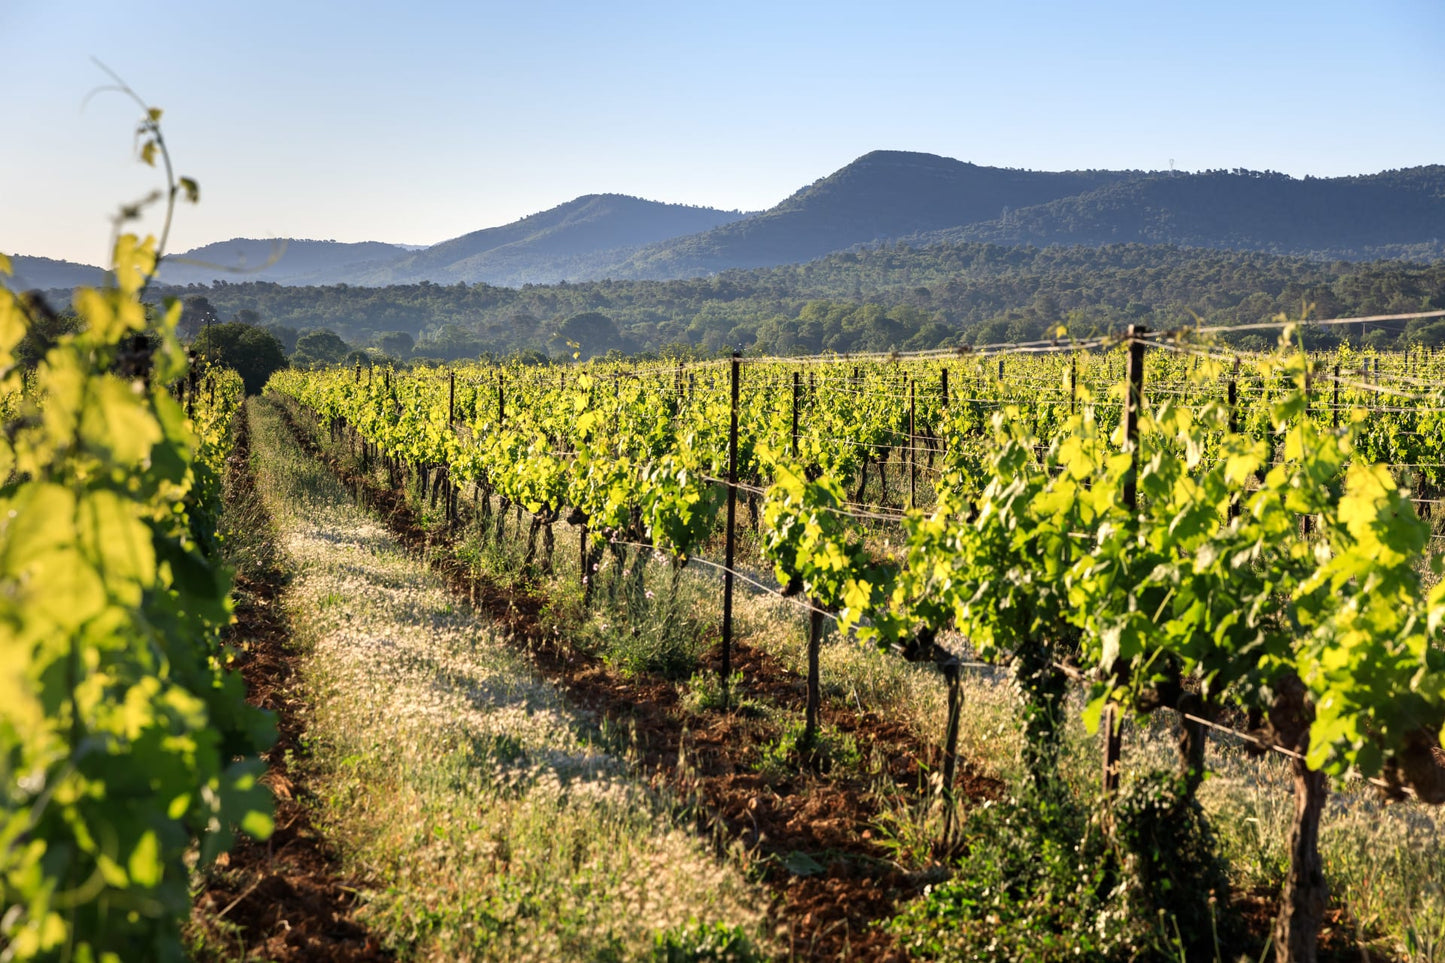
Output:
[{"xmin": 189, "ymin": 404, "xmax": 393, "ymax": 962}]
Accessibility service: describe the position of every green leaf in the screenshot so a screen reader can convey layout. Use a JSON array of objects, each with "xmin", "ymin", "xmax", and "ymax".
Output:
[
  {"xmin": 128, "ymin": 830, "xmax": 163, "ymax": 888},
  {"xmin": 782, "ymin": 851, "xmax": 825, "ymax": 876}
]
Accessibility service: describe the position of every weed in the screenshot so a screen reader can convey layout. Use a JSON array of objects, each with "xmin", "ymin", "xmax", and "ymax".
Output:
[
  {"xmin": 757, "ymin": 720, "xmax": 861, "ymax": 776},
  {"xmin": 680, "ymin": 670, "xmax": 746, "ymax": 714},
  {"xmin": 651, "ymin": 919, "xmax": 761, "ymax": 962}
]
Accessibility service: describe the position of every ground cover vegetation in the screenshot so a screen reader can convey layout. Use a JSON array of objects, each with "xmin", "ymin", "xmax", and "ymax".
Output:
[
  {"xmin": 222, "ymin": 395, "xmax": 773, "ymax": 960},
  {"xmin": 269, "ymin": 335, "xmax": 1445, "ymax": 962}
]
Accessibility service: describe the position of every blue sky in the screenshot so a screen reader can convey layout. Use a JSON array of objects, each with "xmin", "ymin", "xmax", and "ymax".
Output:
[{"xmin": 4, "ymin": 0, "xmax": 1442, "ymax": 265}]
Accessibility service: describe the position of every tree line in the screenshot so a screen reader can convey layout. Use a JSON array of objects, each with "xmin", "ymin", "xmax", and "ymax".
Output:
[{"xmin": 85, "ymin": 241, "xmax": 1445, "ymax": 369}]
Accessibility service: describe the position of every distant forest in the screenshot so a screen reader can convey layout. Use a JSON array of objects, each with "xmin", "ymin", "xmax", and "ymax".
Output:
[{"xmin": 141, "ymin": 241, "xmax": 1445, "ymax": 363}]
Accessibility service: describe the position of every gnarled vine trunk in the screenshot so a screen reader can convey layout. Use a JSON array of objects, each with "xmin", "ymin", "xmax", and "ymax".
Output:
[
  {"xmin": 1266, "ymin": 674, "xmax": 1328, "ymax": 963},
  {"xmin": 1275, "ymin": 759, "xmax": 1328, "ymax": 963}
]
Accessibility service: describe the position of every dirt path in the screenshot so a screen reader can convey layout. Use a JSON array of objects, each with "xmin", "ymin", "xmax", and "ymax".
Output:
[
  {"xmin": 190, "ymin": 401, "xmax": 392, "ymax": 962},
  {"xmin": 277, "ymin": 397, "xmax": 1002, "ymax": 961}
]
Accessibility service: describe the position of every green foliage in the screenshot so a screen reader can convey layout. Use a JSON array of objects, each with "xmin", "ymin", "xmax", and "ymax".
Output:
[
  {"xmin": 892, "ymin": 785, "xmax": 1119, "ymax": 962},
  {"xmin": 192, "ymin": 320, "xmax": 288, "ymax": 394},
  {"xmin": 893, "ymin": 774, "xmax": 1233, "ymax": 962},
  {"xmin": 0, "ymin": 236, "xmax": 272, "ymax": 960},
  {"xmin": 680, "ymin": 670, "xmax": 744, "ymax": 713},
  {"xmin": 9, "ymin": 292, "xmax": 81, "ymax": 369},
  {"xmin": 291, "ymin": 328, "xmax": 351, "ymax": 367},
  {"xmin": 376, "ymin": 329, "xmax": 414, "ymax": 358},
  {"xmin": 146, "ymin": 242, "xmax": 1445, "ymax": 358},
  {"xmin": 650, "ymin": 919, "xmax": 761, "ymax": 962},
  {"xmin": 274, "ymin": 343, "xmax": 1445, "ymax": 793},
  {"xmin": 1112, "ymin": 770, "xmax": 1236, "ymax": 952},
  {"xmin": 757, "ymin": 720, "xmax": 861, "ymax": 776}
]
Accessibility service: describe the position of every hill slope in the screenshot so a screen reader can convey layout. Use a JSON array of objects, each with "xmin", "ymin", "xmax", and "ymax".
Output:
[
  {"xmin": 2, "ymin": 255, "xmax": 109, "ymax": 291},
  {"xmin": 350, "ymin": 194, "xmax": 750, "ymax": 286},
  {"xmin": 915, "ymin": 166, "xmax": 1445, "ymax": 259},
  {"xmin": 155, "ymin": 238, "xmax": 414, "ymax": 286},
  {"xmin": 607, "ymin": 151, "xmax": 1131, "ymax": 278}
]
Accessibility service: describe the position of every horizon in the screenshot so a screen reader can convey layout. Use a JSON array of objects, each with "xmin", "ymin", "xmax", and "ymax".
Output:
[
  {"xmin": 4, "ymin": 0, "xmax": 1442, "ymax": 265},
  {"xmin": 26, "ymin": 153, "xmax": 1445, "ymax": 270}
]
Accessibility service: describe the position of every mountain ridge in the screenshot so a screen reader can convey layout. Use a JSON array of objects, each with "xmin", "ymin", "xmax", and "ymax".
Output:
[{"xmin": 13, "ymin": 152, "xmax": 1445, "ymax": 292}]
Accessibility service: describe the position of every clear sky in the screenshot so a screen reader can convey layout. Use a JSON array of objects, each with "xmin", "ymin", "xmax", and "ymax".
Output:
[{"xmin": 4, "ymin": 0, "xmax": 1442, "ymax": 266}]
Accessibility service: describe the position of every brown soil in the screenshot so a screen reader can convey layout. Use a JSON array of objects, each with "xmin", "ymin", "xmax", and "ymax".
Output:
[
  {"xmin": 190, "ymin": 404, "xmax": 393, "ymax": 962},
  {"xmin": 275, "ymin": 399, "xmax": 1002, "ymax": 962}
]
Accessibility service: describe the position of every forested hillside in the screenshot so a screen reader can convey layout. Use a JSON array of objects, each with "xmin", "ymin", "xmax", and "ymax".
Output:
[
  {"xmin": 145, "ymin": 242, "xmax": 1445, "ymax": 360},
  {"xmin": 1, "ymin": 254, "xmax": 109, "ymax": 290},
  {"xmin": 916, "ymin": 166, "xmax": 1445, "ymax": 260},
  {"xmin": 604, "ymin": 151, "xmax": 1130, "ymax": 278}
]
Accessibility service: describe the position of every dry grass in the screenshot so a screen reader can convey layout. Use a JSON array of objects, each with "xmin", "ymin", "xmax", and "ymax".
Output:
[{"xmin": 247, "ymin": 398, "xmax": 770, "ymax": 961}]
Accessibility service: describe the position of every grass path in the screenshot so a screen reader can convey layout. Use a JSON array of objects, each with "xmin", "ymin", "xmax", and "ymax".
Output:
[{"xmin": 245, "ymin": 396, "xmax": 770, "ymax": 961}]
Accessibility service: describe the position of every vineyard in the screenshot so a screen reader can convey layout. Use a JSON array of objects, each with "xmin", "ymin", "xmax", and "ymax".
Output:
[
  {"xmin": 5, "ymin": 148, "xmax": 1445, "ymax": 960},
  {"xmin": 257, "ymin": 323, "xmax": 1445, "ymax": 961},
  {"xmin": 6, "ymin": 234, "xmax": 1445, "ymax": 958}
]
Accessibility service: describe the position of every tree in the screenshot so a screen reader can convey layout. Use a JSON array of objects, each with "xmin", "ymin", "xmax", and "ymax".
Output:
[
  {"xmin": 192, "ymin": 322, "xmax": 289, "ymax": 394},
  {"xmin": 377, "ymin": 330, "xmax": 414, "ymax": 358},
  {"xmin": 178, "ymin": 295, "xmax": 218, "ymax": 340},
  {"xmin": 551, "ymin": 311, "xmax": 621, "ymax": 358},
  {"xmin": 263, "ymin": 323, "xmax": 298, "ymax": 353},
  {"xmin": 292, "ymin": 329, "xmax": 351, "ymax": 367},
  {"xmin": 11, "ymin": 292, "xmax": 81, "ymax": 369}
]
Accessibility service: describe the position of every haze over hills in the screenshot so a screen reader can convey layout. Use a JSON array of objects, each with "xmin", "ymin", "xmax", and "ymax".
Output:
[
  {"xmin": 341, "ymin": 194, "xmax": 750, "ymax": 287},
  {"xmin": 15, "ymin": 150, "xmax": 1445, "ymax": 293},
  {"xmin": 153, "ymin": 238, "xmax": 417, "ymax": 286},
  {"xmin": 2, "ymin": 255, "xmax": 109, "ymax": 291}
]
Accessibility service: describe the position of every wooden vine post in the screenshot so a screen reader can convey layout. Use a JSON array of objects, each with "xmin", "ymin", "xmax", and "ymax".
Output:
[
  {"xmin": 1103, "ymin": 324, "xmax": 1147, "ymax": 800},
  {"xmin": 804, "ymin": 607, "xmax": 824, "ymax": 746},
  {"xmin": 1332, "ymin": 364, "xmax": 1340, "ymax": 430},
  {"xmin": 1228, "ymin": 359, "xmax": 1241, "ymax": 520},
  {"xmin": 720, "ymin": 352, "xmax": 741, "ymax": 709},
  {"xmin": 791, "ymin": 369, "xmax": 801, "ymax": 457},
  {"xmin": 940, "ymin": 656, "xmax": 963, "ymax": 849},
  {"xmin": 908, "ymin": 377, "xmax": 917, "ymax": 510}
]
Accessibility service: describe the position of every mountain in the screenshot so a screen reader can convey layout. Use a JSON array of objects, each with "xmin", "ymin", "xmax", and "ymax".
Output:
[
  {"xmin": 16, "ymin": 153, "xmax": 1445, "ymax": 294},
  {"xmin": 347, "ymin": 194, "xmax": 750, "ymax": 286},
  {"xmin": 154, "ymin": 238, "xmax": 413, "ymax": 286},
  {"xmin": 914, "ymin": 166, "xmax": 1445, "ymax": 259},
  {"xmin": 605, "ymin": 151, "xmax": 1132, "ymax": 279},
  {"xmin": 2, "ymin": 255, "xmax": 108, "ymax": 291}
]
